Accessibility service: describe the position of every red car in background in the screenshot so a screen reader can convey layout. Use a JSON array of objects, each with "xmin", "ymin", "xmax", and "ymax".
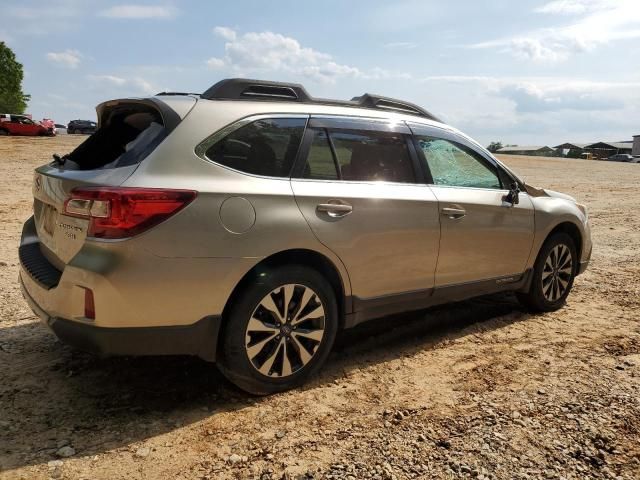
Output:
[{"xmin": 0, "ymin": 114, "xmax": 55, "ymax": 136}]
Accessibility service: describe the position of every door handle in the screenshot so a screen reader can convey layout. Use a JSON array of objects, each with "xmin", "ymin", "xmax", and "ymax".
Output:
[
  {"xmin": 317, "ymin": 201, "xmax": 353, "ymax": 218},
  {"xmin": 441, "ymin": 207, "xmax": 466, "ymax": 219}
]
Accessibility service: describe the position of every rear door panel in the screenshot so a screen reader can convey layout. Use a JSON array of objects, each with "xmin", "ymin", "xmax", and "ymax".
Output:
[
  {"xmin": 291, "ymin": 117, "xmax": 440, "ymax": 300},
  {"xmin": 292, "ymin": 179, "xmax": 440, "ymax": 299}
]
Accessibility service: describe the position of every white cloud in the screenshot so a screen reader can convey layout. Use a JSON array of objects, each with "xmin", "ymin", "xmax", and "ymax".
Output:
[
  {"xmin": 421, "ymin": 75, "xmax": 639, "ymax": 114},
  {"xmin": 534, "ymin": 0, "xmax": 612, "ymax": 15},
  {"xmin": 206, "ymin": 27, "xmax": 364, "ymax": 83},
  {"xmin": 213, "ymin": 26, "xmax": 236, "ymax": 41},
  {"xmin": 99, "ymin": 5, "xmax": 178, "ymax": 19},
  {"xmin": 498, "ymin": 83, "xmax": 623, "ymax": 113},
  {"xmin": 131, "ymin": 77, "xmax": 156, "ymax": 93},
  {"xmin": 46, "ymin": 49, "xmax": 82, "ymax": 68},
  {"xmin": 206, "ymin": 57, "xmax": 225, "ymax": 69},
  {"xmin": 87, "ymin": 74, "xmax": 127, "ymax": 86},
  {"xmin": 416, "ymin": 74, "xmax": 640, "ymax": 146},
  {"xmin": 472, "ymin": 0, "xmax": 640, "ymax": 62},
  {"xmin": 206, "ymin": 27, "xmax": 413, "ymax": 83},
  {"xmin": 87, "ymin": 74, "xmax": 158, "ymax": 94},
  {"xmin": 509, "ymin": 38, "xmax": 572, "ymax": 62}
]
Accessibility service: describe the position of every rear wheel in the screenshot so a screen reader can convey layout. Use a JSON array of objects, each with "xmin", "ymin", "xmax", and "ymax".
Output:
[
  {"xmin": 218, "ymin": 265, "xmax": 338, "ymax": 395},
  {"xmin": 517, "ymin": 232, "xmax": 577, "ymax": 312},
  {"xmin": 0, "ymin": 129, "xmax": 9, "ymax": 136}
]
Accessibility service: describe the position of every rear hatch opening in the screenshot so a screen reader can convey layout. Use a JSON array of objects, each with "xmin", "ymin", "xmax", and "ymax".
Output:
[
  {"xmin": 60, "ymin": 101, "xmax": 168, "ymax": 171},
  {"xmin": 27, "ymin": 98, "xmax": 187, "ymax": 274}
]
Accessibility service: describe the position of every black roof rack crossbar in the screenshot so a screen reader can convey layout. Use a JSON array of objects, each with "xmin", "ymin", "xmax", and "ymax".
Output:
[{"xmin": 200, "ymin": 78, "xmax": 441, "ymax": 121}]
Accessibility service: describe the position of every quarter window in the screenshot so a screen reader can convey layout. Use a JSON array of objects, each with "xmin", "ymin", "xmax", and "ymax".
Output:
[
  {"xmin": 303, "ymin": 128, "xmax": 415, "ymax": 183},
  {"xmin": 205, "ymin": 118, "xmax": 306, "ymax": 177},
  {"xmin": 417, "ymin": 137, "xmax": 501, "ymax": 189}
]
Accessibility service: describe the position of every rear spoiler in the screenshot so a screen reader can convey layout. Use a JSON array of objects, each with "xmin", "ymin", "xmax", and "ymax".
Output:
[{"xmin": 95, "ymin": 98, "xmax": 186, "ymax": 131}]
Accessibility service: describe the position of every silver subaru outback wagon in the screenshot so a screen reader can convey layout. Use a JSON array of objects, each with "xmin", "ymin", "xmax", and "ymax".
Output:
[{"xmin": 19, "ymin": 79, "xmax": 592, "ymax": 394}]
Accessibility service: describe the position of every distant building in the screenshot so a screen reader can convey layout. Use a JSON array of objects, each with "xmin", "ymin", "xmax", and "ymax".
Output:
[
  {"xmin": 554, "ymin": 142, "xmax": 590, "ymax": 158},
  {"xmin": 633, "ymin": 135, "xmax": 640, "ymax": 156},
  {"xmin": 584, "ymin": 142, "xmax": 633, "ymax": 159},
  {"xmin": 496, "ymin": 145, "xmax": 555, "ymax": 156}
]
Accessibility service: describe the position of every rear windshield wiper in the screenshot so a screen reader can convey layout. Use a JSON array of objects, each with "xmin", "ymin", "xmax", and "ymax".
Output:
[{"xmin": 52, "ymin": 153, "xmax": 69, "ymax": 166}]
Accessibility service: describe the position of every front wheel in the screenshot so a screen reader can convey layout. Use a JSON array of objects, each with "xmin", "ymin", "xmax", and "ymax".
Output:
[
  {"xmin": 517, "ymin": 232, "xmax": 577, "ymax": 312},
  {"xmin": 218, "ymin": 265, "xmax": 338, "ymax": 395}
]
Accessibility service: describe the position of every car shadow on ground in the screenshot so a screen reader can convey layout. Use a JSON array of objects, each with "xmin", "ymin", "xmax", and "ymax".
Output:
[{"xmin": 0, "ymin": 292, "xmax": 531, "ymax": 471}]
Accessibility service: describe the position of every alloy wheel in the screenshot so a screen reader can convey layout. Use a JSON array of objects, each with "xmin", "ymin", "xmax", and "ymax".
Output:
[
  {"xmin": 541, "ymin": 244, "xmax": 573, "ymax": 302},
  {"xmin": 245, "ymin": 284, "xmax": 326, "ymax": 378}
]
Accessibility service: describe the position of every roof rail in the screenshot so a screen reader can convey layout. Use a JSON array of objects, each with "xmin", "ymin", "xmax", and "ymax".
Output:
[
  {"xmin": 201, "ymin": 78, "xmax": 441, "ymax": 122},
  {"xmin": 352, "ymin": 93, "xmax": 441, "ymax": 122},
  {"xmin": 202, "ymin": 79, "xmax": 312, "ymax": 102},
  {"xmin": 156, "ymin": 91, "xmax": 201, "ymax": 97}
]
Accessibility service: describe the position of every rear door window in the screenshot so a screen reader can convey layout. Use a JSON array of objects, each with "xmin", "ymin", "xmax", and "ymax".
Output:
[
  {"xmin": 205, "ymin": 118, "xmax": 306, "ymax": 177},
  {"xmin": 302, "ymin": 129, "xmax": 339, "ymax": 180},
  {"xmin": 302, "ymin": 128, "xmax": 416, "ymax": 183}
]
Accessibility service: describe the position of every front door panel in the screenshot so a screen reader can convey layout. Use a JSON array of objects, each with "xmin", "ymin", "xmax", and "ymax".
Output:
[{"xmin": 431, "ymin": 186, "xmax": 534, "ymax": 286}]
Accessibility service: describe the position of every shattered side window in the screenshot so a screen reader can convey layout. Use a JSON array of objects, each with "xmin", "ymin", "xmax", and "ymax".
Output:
[{"xmin": 417, "ymin": 137, "xmax": 501, "ymax": 189}]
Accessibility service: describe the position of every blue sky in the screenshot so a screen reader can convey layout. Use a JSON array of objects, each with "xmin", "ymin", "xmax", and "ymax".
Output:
[{"xmin": 2, "ymin": 0, "xmax": 639, "ymax": 146}]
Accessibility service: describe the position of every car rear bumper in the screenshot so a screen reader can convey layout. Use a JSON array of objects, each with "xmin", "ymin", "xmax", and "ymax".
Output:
[
  {"xmin": 18, "ymin": 215, "xmax": 255, "ymax": 327},
  {"xmin": 20, "ymin": 275, "xmax": 220, "ymax": 361}
]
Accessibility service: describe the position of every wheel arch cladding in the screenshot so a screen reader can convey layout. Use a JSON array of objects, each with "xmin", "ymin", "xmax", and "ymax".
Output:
[
  {"xmin": 217, "ymin": 248, "xmax": 347, "ymax": 359},
  {"xmin": 546, "ymin": 221, "xmax": 582, "ymax": 260}
]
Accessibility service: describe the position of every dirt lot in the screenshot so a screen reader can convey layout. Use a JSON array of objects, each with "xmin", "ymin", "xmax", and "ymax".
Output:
[{"xmin": 0, "ymin": 136, "xmax": 639, "ymax": 480}]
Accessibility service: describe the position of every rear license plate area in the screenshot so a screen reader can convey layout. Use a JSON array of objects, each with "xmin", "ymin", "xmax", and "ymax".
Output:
[{"xmin": 42, "ymin": 204, "xmax": 57, "ymax": 237}]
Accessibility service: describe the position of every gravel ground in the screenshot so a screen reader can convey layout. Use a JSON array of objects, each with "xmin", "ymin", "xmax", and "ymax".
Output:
[{"xmin": 0, "ymin": 136, "xmax": 638, "ymax": 480}]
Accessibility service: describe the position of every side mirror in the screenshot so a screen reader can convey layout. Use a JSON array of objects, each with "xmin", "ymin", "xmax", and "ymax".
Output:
[{"xmin": 504, "ymin": 182, "xmax": 520, "ymax": 205}]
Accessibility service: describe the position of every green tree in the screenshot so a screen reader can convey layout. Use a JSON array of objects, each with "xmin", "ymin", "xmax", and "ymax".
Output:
[
  {"xmin": 487, "ymin": 141, "xmax": 503, "ymax": 153},
  {"xmin": 0, "ymin": 42, "xmax": 30, "ymax": 114}
]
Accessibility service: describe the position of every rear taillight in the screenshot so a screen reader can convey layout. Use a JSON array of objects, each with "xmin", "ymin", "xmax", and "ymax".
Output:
[{"xmin": 64, "ymin": 187, "xmax": 197, "ymax": 239}]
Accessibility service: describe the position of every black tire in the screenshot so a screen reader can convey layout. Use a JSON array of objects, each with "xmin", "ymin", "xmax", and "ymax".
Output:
[
  {"xmin": 68, "ymin": 128, "xmax": 74, "ymax": 134},
  {"xmin": 218, "ymin": 265, "xmax": 338, "ymax": 395},
  {"xmin": 0, "ymin": 129, "xmax": 9, "ymax": 136},
  {"xmin": 517, "ymin": 232, "xmax": 577, "ymax": 312}
]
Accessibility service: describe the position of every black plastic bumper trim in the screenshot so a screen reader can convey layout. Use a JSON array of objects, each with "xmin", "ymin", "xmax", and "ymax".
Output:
[
  {"xmin": 19, "ymin": 242, "xmax": 62, "ymax": 290},
  {"xmin": 48, "ymin": 316, "xmax": 221, "ymax": 362},
  {"xmin": 20, "ymin": 273, "xmax": 221, "ymax": 362}
]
